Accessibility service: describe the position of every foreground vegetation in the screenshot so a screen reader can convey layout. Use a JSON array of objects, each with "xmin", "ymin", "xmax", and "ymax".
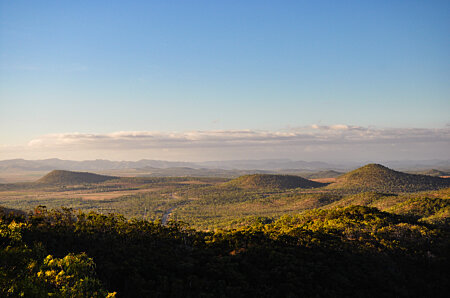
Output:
[
  {"xmin": 1, "ymin": 164, "xmax": 449, "ymax": 296},
  {"xmin": 1, "ymin": 205, "xmax": 449, "ymax": 297}
]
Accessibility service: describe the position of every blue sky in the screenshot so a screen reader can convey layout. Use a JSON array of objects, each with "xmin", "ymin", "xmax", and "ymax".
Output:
[{"xmin": 0, "ymin": 1, "xmax": 449, "ymax": 161}]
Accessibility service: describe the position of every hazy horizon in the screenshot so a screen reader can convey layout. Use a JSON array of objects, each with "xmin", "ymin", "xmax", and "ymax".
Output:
[{"xmin": 0, "ymin": 154, "xmax": 449, "ymax": 167}]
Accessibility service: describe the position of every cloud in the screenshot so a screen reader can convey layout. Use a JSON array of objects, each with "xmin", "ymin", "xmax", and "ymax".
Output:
[{"xmin": 25, "ymin": 126, "xmax": 450, "ymax": 150}]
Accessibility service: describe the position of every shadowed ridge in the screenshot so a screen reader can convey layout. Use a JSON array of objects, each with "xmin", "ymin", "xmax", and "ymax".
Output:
[
  {"xmin": 36, "ymin": 170, "xmax": 117, "ymax": 185},
  {"xmin": 226, "ymin": 174, "xmax": 326, "ymax": 189},
  {"xmin": 328, "ymin": 163, "xmax": 450, "ymax": 192}
]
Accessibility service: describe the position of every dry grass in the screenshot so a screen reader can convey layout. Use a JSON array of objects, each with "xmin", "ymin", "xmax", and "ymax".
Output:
[{"xmin": 0, "ymin": 187, "xmax": 162, "ymax": 201}]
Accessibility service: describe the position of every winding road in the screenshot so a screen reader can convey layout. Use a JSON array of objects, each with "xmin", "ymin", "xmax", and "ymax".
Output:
[
  {"xmin": 161, "ymin": 193, "xmax": 188, "ymax": 225},
  {"xmin": 161, "ymin": 206, "xmax": 177, "ymax": 225}
]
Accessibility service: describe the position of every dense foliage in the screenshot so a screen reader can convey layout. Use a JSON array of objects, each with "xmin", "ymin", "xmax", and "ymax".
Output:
[
  {"xmin": 0, "ymin": 210, "xmax": 115, "ymax": 297},
  {"xmin": 389, "ymin": 197, "xmax": 450, "ymax": 225},
  {"xmin": 1, "ymin": 205, "xmax": 449, "ymax": 297}
]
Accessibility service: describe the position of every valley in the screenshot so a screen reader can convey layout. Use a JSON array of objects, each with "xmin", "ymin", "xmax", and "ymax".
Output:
[{"xmin": 1, "ymin": 164, "xmax": 449, "ymax": 229}]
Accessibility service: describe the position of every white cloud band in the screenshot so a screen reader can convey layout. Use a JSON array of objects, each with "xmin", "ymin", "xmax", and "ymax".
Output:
[
  {"xmin": 1, "ymin": 125, "xmax": 448, "ymax": 161},
  {"xmin": 25, "ymin": 125, "xmax": 450, "ymax": 150}
]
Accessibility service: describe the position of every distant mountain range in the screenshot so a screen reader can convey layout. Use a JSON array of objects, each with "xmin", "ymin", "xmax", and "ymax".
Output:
[
  {"xmin": 0, "ymin": 158, "xmax": 193, "ymax": 172},
  {"xmin": 1, "ymin": 158, "xmax": 449, "ymax": 173}
]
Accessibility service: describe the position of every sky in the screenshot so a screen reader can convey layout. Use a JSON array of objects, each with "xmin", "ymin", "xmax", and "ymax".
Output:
[{"xmin": 0, "ymin": 0, "xmax": 449, "ymax": 162}]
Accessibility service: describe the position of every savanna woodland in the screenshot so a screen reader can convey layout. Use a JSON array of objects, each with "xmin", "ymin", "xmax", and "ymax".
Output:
[{"xmin": 1, "ymin": 164, "xmax": 450, "ymax": 297}]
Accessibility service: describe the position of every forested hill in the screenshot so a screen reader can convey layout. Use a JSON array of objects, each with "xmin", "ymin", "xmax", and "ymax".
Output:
[
  {"xmin": 1, "ymin": 206, "xmax": 449, "ymax": 297},
  {"xmin": 227, "ymin": 174, "xmax": 325, "ymax": 189},
  {"xmin": 36, "ymin": 170, "xmax": 117, "ymax": 185},
  {"xmin": 328, "ymin": 163, "xmax": 450, "ymax": 192}
]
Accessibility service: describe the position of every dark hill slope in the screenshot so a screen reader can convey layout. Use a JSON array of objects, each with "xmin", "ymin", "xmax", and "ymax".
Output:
[
  {"xmin": 36, "ymin": 170, "xmax": 117, "ymax": 185},
  {"xmin": 227, "ymin": 174, "xmax": 325, "ymax": 189},
  {"xmin": 328, "ymin": 164, "xmax": 450, "ymax": 193}
]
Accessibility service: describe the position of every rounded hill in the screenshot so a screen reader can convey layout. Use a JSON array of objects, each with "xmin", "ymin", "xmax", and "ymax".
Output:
[
  {"xmin": 227, "ymin": 174, "xmax": 325, "ymax": 189},
  {"xmin": 36, "ymin": 170, "xmax": 117, "ymax": 185},
  {"xmin": 328, "ymin": 164, "xmax": 450, "ymax": 193}
]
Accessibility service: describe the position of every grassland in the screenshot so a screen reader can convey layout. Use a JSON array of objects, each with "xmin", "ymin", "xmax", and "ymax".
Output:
[{"xmin": 1, "ymin": 165, "xmax": 449, "ymax": 230}]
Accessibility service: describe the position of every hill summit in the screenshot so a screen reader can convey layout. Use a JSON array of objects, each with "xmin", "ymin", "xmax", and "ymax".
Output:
[
  {"xmin": 227, "ymin": 174, "xmax": 325, "ymax": 189},
  {"xmin": 36, "ymin": 170, "xmax": 117, "ymax": 185},
  {"xmin": 328, "ymin": 163, "xmax": 450, "ymax": 192}
]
